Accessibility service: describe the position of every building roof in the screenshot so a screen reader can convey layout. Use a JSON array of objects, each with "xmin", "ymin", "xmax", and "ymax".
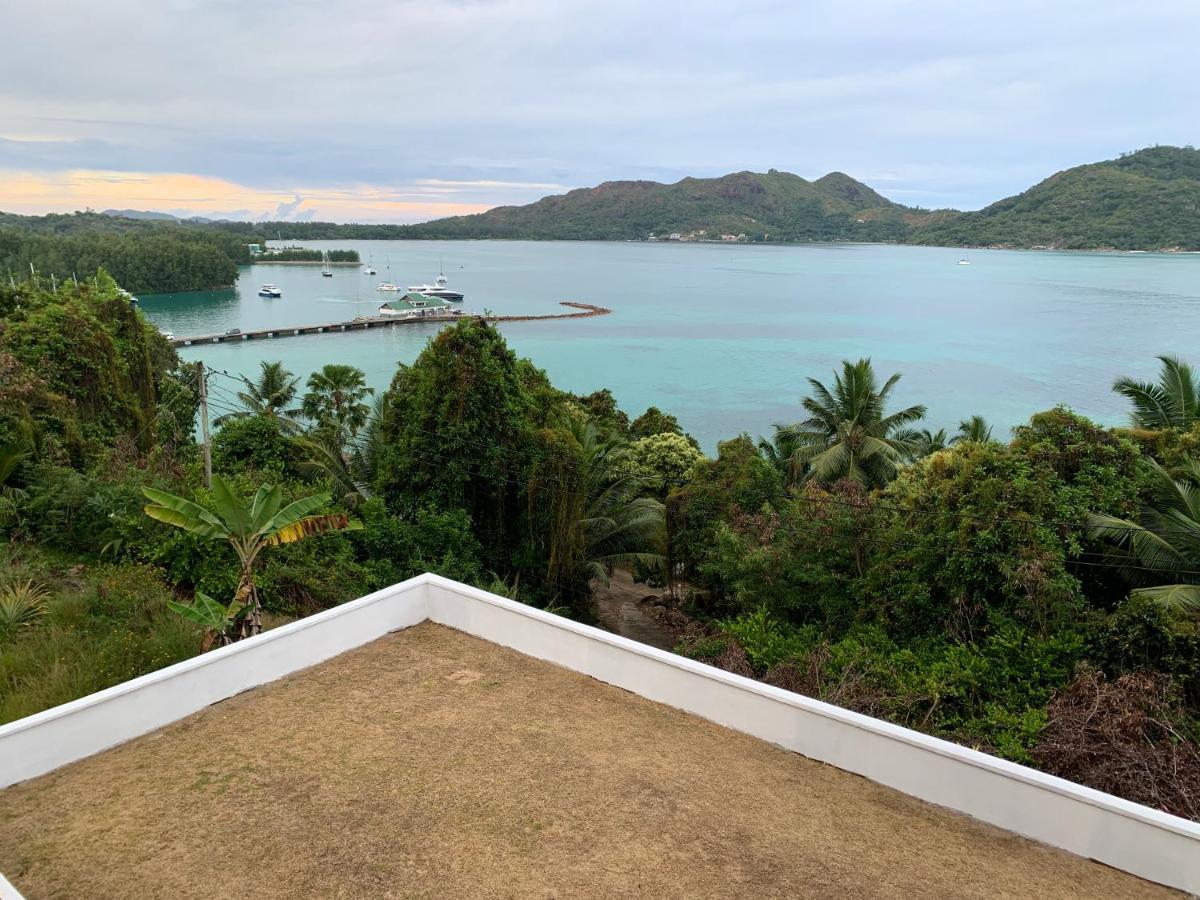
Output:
[
  {"xmin": 0, "ymin": 622, "xmax": 1174, "ymax": 898},
  {"xmin": 381, "ymin": 291, "xmax": 450, "ymax": 311}
]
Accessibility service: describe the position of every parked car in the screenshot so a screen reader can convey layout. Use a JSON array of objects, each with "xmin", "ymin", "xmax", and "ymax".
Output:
[{"xmin": 224, "ymin": 328, "xmax": 242, "ymax": 336}]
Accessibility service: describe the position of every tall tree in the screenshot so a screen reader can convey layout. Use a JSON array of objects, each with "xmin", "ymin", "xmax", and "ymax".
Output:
[
  {"xmin": 215, "ymin": 361, "xmax": 302, "ymax": 431},
  {"xmin": 301, "ymin": 364, "xmax": 372, "ymax": 442},
  {"xmin": 375, "ymin": 319, "xmax": 536, "ymax": 568},
  {"xmin": 1113, "ymin": 355, "xmax": 1200, "ymax": 430},
  {"xmin": 952, "ymin": 415, "xmax": 995, "ymax": 445},
  {"xmin": 779, "ymin": 358, "xmax": 927, "ymax": 488}
]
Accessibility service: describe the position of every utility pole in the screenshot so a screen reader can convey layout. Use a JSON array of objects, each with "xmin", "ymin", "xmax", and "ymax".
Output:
[{"xmin": 197, "ymin": 361, "xmax": 212, "ymax": 488}]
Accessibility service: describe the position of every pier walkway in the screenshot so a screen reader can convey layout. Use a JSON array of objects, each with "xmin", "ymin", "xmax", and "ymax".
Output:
[{"xmin": 169, "ymin": 302, "xmax": 610, "ymax": 348}]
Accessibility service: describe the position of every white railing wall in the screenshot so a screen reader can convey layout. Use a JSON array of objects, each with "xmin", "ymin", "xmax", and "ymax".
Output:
[{"xmin": 0, "ymin": 573, "xmax": 1197, "ymax": 894}]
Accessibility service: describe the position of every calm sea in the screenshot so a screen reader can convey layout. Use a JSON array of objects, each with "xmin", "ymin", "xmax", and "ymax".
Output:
[{"xmin": 138, "ymin": 240, "xmax": 1200, "ymax": 452}]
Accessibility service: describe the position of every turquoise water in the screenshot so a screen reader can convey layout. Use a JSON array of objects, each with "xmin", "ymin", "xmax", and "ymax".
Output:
[{"xmin": 138, "ymin": 241, "xmax": 1200, "ymax": 452}]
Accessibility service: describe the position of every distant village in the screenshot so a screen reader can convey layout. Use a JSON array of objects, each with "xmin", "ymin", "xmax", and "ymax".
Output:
[{"xmin": 646, "ymin": 230, "xmax": 750, "ymax": 243}]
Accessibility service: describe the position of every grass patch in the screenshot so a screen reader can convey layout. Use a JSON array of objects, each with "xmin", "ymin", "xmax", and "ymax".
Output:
[{"xmin": 0, "ymin": 543, "xmax": 199, "ymax": 724}]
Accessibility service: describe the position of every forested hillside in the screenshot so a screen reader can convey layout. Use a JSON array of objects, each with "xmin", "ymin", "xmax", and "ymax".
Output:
[
  {"xmin": 0, "ymin": 212, "xmax": 262, "ymax": 294},
  {"xmin": 911, "ymin": 146, "xmax": 1200, "ymax": 250}
]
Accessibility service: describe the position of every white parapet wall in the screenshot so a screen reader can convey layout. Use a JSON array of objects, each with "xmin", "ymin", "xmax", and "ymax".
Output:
[{"xmin": 1, "ymin": 572, "xmax": 1198, "ymax": 894}]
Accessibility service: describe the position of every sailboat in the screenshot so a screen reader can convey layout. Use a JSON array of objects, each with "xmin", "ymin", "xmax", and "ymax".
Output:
[
  {"xmin": 363, "ymin": 253, "xmax": 377, "ymax": 276},
  {"xmin": 322, "ymin": 251, "xmax": 334, "ymax": 277},
  {"xmin": 957, "ymin": 250, "xmax": 971, "ymax": 266}
]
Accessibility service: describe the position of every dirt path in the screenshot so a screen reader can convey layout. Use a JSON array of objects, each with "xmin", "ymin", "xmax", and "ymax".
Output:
[{"xmin": 590, "ymin": 569, "xmax": 677, "ymax": 650}]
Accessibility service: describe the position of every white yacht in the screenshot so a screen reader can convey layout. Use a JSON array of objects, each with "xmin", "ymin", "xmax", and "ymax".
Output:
[
  {"xmin": 407, "ymin": 271, "xmax": 464, "ymax": 302},
  {"xmin": 363, "ymin": 254, "xmax": 377, "ymax": 275},
  {"xmin": 376, "ymin": 281, "xmax": 400, "ymax": 292},
  {"xmin": 321, "ymin": 251, "xmax": 333, "ymax": 277},
  {"xmin": 258, "ymin": 284, "xmax": 282, "ymax": 297}
]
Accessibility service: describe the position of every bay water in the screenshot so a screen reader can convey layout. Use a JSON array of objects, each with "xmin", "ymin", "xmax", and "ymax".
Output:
[{"xmin": 138, "ymin": 240, "xmax": 1200, "ymax": 452}]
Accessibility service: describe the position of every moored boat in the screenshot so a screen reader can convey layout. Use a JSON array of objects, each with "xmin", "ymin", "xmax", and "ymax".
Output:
[
  {"xmin": 408, "ymin": 270, "xmax": 464, "ymax": 301},
  {"xmin": 258, "ymin": 283, "xmax": 282, "ymax": 297}
]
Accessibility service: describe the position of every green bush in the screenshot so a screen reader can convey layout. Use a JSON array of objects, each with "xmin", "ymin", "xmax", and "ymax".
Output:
[{"xmin": 212, "ymin": 415, "xmax": 298, "ymax": 477}]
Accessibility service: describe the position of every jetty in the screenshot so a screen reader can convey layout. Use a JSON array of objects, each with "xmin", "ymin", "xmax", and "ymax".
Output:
[{"xmin": 168, "ymin": 302, "xmax": 611, "ymax": 348}]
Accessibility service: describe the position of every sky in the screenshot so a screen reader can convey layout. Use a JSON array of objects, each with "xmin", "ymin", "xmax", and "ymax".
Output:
[{"xmin": 0, "ymin": 0, "xmax": 1197, "ymax": 224}]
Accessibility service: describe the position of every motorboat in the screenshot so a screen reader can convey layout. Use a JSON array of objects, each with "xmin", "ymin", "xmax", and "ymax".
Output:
[
  {"xmin": 376, "ymin": 281, "xmax": 400, "ymax": 292},
  {"xmin": 408, "ymin": 271, "xmax": 464, "ymax": 302},
  {"xmin": 258, "ymin": 284, "xmax": 282, "ymax": 297}
]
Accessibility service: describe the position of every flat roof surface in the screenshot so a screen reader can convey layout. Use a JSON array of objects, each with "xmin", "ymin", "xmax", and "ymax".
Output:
[{"xmin": 0, "ymin": 623, "xmax": 1176, "ymax": 898}]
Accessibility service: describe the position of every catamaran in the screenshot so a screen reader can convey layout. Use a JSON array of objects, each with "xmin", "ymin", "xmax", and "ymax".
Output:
[
  {"xmin": 363, "ymin": 254, "xmax": 377, "ymax": 275},
  {"xmin": 258, "ymin": 284, "xmax": 282, "ymax": 297},
  {"xmin": 408, "ymin": 270, "xmax": 464, "ymax": 301}
]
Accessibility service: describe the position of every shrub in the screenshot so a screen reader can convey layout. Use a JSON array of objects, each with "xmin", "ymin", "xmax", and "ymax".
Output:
[{"xmin": 1032, "ymin": 666, "xmax": 1200, "ymax": 819}]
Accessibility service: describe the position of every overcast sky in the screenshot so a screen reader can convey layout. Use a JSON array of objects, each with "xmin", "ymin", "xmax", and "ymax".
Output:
[{"xmin": 0, "ymin": 0, "xmax": 1196, "ymax": 223}]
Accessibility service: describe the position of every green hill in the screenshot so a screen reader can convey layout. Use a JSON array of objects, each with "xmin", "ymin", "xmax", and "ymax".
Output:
[
  {"xmin": 911, "ymin": 146, "xmax": 1200, "ymax": 251},
  {"xmin": 399, "ymin": 169, "xmax": 938, "ymax": 242}
]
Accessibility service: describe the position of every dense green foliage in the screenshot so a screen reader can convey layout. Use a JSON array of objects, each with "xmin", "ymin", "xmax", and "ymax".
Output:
[
  {"xmin": 913, "ymin": 146, "xmax": 1200, "ymax": 250},
  {"xmin": 0, "ymin": 211, "xmax": 268, "ymax": 293},
  {"xmin": 255, "ymin": 248, "xmax": 359, "ymax": 263}
]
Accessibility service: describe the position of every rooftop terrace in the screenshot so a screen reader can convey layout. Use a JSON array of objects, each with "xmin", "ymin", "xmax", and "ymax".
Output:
[{"xmin": 0, "ymin": 622, "xmax": 1177, "ymax": 898}]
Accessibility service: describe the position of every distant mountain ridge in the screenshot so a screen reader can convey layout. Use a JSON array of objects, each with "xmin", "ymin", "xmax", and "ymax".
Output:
[
  {"xmin": 397, "ymin": 146, "xmax": 1200, "ymax": 250},
  {"xmin": 399, "ymin": 168, "xmax": 942, "ymax": 243},
  {"xmin": 35, "ymin": 146, "xmax": 1200, "ymax": 251},
  {"xmin": 910, "ymin": 146, "xmax": 1200, "ymax": 250}
]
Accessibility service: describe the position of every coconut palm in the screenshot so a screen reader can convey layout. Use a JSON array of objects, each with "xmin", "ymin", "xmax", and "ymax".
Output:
[
  {"xmin": 906, "ymin": 427, "xmax": 949, "ymax": 460},
  {"xmin": 143, "ymin": 476, "xmax": 362, "ymax": 646},
  {"xmin": 1088, "ymin": 457, "xmax": 1200, "ymax": 616},
  {"xmin": 952, "ymin": 415, "xmax": 994, "ymax": 445},
  {"xmin": 301, "ymin": 364, "xmax": 373, "ymax": 443},
  {"xmin": 759, "ymin": 425, "xmax": 806, "ymax": 486},
  {"xmin": 576, "ymin": 422, "xmax": 666, "ymax": 583},
  {"xmin": 1113, "ymin": 355, "xmax": 1200, "ymax": 430},
  {"xmin": 779, "ymin": 358, "xmax": 927, "ymax": 488},
  {"xmin": 543, "ymin": 422, "xmax": 665, "ymax": 599},
  {"xmin": 215, "ymin": 361, "xmax": 302, "ymax": 431}
]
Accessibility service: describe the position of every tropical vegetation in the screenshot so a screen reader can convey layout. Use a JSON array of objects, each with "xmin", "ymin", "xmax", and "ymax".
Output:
[{"xmin": 2, "ymin": 273, "xmax": 1200, "ymax": 819}]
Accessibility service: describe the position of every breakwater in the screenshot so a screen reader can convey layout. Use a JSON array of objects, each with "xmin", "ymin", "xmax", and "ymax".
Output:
[{"xmin": 169, "ymin": 302, "xmax": 611, "ymax": 347}]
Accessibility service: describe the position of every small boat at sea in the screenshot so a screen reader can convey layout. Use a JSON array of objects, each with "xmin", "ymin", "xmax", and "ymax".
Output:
[
  {"xmin": 258, "ymin": 284, "xmax": 282, "ymax": 297},
  {"xmin": 363, "ymin": 254, "xmax": 377, "ymax": 275},
  {"xmin": 957, "ymin": 259, "xmax": 971, "ymax": 265},
  {"xmin": 376, "ymin": 281, "xmax": 400, "ymax": 292},
  {"xmin": 321, "ymin": 251, "xmax": 333, "ymax": 277},
  {"xmin": 408, "ymin": 270, "xmax": 464, "ymax": 302}
]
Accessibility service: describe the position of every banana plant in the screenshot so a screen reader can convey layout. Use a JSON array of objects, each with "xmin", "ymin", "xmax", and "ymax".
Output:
[
  {"xmin": 167, "ymin": 591, "xmax": 251, "ymax": 652},
  {"xmin": 143, "ymin": 476, "xmax": 362, "ymax": 645}
]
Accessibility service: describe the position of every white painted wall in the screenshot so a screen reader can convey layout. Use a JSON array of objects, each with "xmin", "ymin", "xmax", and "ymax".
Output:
[{"xmin": 1, "ymin": 573, "xmax": 1197, "ymax": 894}]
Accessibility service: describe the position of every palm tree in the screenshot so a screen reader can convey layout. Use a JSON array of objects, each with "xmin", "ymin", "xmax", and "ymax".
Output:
[
  {"xmin": 543, "ymin": 422, "xmax": 665, "ymax": 601},
  {"xmin": 951, "ymin": 415, "xmax": 994, "ymax": 445},
  {"xmin": 215, "ymin": 361, "xmax": 302, "ymax": 431},
  {"xmin": 301, "ymin": 364, "xmax": 372, "ymax": 443},
  {"xmin": 907, "ymin": 427, "xmax": 949, "ymax": 460},
  {"xmin": 779, "ymin": 358, "xmax": 927, "ymax": 488},
  {"xmin": 1113, "ymin": 355, "xmax": 1200, "ymax": 430},
  {"xmin": 1088, "ymin": 457, "xmax": 1200, "ymax": 615},
  {"xmin": 759, "ymin": 425, "xmax": 805, "ymax": 486},
  {"xmin": 143, "ymin": 476, "xmax": 362, "ymax": 645}
]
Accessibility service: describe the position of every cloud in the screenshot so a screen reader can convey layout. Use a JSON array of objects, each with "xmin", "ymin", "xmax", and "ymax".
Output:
[
  {"xmin": 0, "ymin": 0, "xmax": 1197, "ymax": 214},
  {"xmin": 271, "ymin": 194, "xmax": 306, "ymax": 220},
  {"xmin": 0, "ymin": 169, "xmax": 493, "ymax": 224}
]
